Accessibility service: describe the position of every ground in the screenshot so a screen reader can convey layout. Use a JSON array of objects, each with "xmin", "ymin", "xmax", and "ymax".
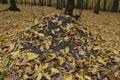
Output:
[{"xmin": 0, "ymin": 4, "xmax": 120, "ymax": 80}]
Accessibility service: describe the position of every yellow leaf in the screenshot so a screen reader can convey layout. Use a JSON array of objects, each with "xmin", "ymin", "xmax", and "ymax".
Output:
[
  {"xmin": 34, "ymin": 19, "xmax": 39, "ymax": 25},
  {"xmin": 97, "ymin": 56, "xmax": 106, "ymax": 65},
  {"xmin": 25, "ymin": 67, "xmax": 32, "ymax": 73},
  {"xmin": 0, "ymin": 67, "xmax": 5, "ymax": 72},
  {"xmin": 51, "ymin": 29, "xmax": 55, "ymax": 34},
  {"xmin": 42, "ymin": 63, "xmax": 49, "ymax": 70},
  {"xmin": 38, "ymin": 33, "xmax": 45, "ymax": 37},
  {"xmin": 58, "ymin": 57, "xmax": 65, "ymax": 65},
  {"xmin": 65, "ymin": 47, "xmax": 69, "ymax": 53},
  {"xmin": 3, "ymin": 58, "xmax": 9, "ymax": 67},
  {"xmin": 11, "ymin": 50, "xmax": 20, "ymax": 59},
  {"xmin": 75, "ymin": 73, "xmax": 85, "ymax": 80},
  {"xmin": 36, "ymin": 73, "xmax": 42, "ymax": 80},
  {"xmin": 93, "ymin": 46, "xmax": 100, "ymax": 50},
  {"xmin": 114, "ymin": 71, "xmax": 120, "ymax": 78},
  {"xmin": 31, "ymin": 30, "xmax": 44, "ymax": 37},
  {"xmin": 63, "ymin": 74, "xmax": 73, "ymax": 80},
  {"xmin": 67, "ymin": 56, "xmax": 74, "ymax": 61},
  {"xmin": 78, "ymin": 50, "xmax": 86, "ymax": 56},
  {"xmin": 84, "ymin": 75, "xmax": 91, "ymax": 80},
  {"xmin": 27, "ymin": 52, "xmax": 39, "ymax": 61},
  {"xmin": 64, "ymin": 36, "xmax": 69, "ymax": 41},
  {"xmin": 51, "ymin": 68, "xmax": 60, "ymax": 74},
  {"xmin": 46, "ymin": 43, "xmax": 50, "ymax": 50},
  {"xmin": 112, "ymin": 49, "xmax": 119, "ymax": 55},
  {"xmin": 23, "ymin": 74, "xmax": 29, "ymax": 80},
  {"xmin": 43, "ymin": 73, "xmax": 51, "ymax": 80},
  {"xmin": 48, "ymin": 40, "xmax": 52, "ymax": 45},
  {"xmin": 88, "ymin": 68, "xmax": 98, "ymax": 73},
  {"xmin": 8, "ymin": 43, "xmax": 15, "ymax": 51},
  {"xmin": 49, "ymin": 53, "xmax": 56, "ymax": 59}
]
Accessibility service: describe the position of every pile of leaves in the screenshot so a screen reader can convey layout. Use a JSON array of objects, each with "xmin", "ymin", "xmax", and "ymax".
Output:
[{"xmin": 0, "ymin": 14, "xmax": 120, "ymax": 80}]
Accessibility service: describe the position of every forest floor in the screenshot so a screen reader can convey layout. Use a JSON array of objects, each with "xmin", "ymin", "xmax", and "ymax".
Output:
[{"xmin": 0, "ymin": 4, "xmax": 120, "ymax": 80}]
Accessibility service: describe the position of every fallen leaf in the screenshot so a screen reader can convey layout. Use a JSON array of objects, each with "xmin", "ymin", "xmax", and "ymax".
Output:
[
  {"xmin": 46, "ymin": 43, "xmax": 50, "ymax": 50},
  {"xmin": 34, "ymin": 19, "xmax": 39, "ymax": 25},
  {"xmin": 93, "ymin": 46, "xmax": 100, "ymax": 50},
  {"xmin": 58, "ymin": 57, "xmax": 65, "ymax": 65},
  {"xmin": 38, "ymin": 33, "xmax": 45, "ymax": 37},
  {"xmin": 63, "ymin": 74, "xmax": 73, "ymax": 80},
  {"xmin": 51, "ymin": 29, "xmax": 55, "ymax": 34},
  {"xmin": 97, "ymin": 56, "xmax": 106, "ymax": 65},
  {"xmin": 2, "ymin": 58, "xmax": 9, "ymax": 67},
  {"xmin": 42, "ymin": 63, "xmax": 49, "ymax": 70},
  {"xmin": 51, "ymin": 68, "xmax": 60, "ymax": 74},
  {"xmin": 11, "ymin": 50, "xmax": 20, "ymax": 59},
  {"xmin": 27, "ymin": 52, "xmax": 39, "ymax": 61},
  {"xmin": 84, "ymin": 75, "xmax": 91, "ymax": 80},
  {"xmin": 65, "ymin": 47, "xmax": 69, "ymax": 53},
  {"xmin": 43, "ymin": 73, "xmax": 51, "ymax": 80},
  {"xmin": 23, "ymin": 74, "xmax": 29, "ymax": 80},
  {"xmin": 78, "ymin": 50, "xmax": 86, "ymax": 56},
  {"xmin": 36, "ymin": 73, "xmax": 42, "ymax": 80},
  {"xmin": 75, "ymin": 73, "xmax": 84, "ymax": 80},
  {"xmin": 0, "ymin": 74, "xmax": 5, "ymax": 80},
  {"xmin": 48, "ymin": 53, "xmax": 56, "ymax": 60}
]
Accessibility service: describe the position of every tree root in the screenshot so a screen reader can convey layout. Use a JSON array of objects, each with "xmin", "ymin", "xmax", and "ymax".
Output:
[{"xmin": 7, "ymin": 6, "xmax": 20, "ymax": 11}]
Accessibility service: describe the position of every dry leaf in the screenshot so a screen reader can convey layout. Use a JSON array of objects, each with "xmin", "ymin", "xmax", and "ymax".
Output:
[
  {"xmin": 51, "ymin": 29, "xmax": 55, "ymax": 34},
  {"xmin": 93, "ymin": 46, "xmax": 100, "ymax": 50},
  {"xmin": 43, "ymin": 73, "xmax": 51, "ymax": 80},
  {"xmin": 2, "ymin": 58, "xmax": 9, "ymax": 67},
  {"xmin": 58, "ymin": 57, "xmax": 65, "ymax": 65},
  {"xmin": 78, "ymin": 50, "xmax": 86, "ymax": 56},
  {"xmin": 42, "ymin": 63, "xmax": 49, "ymax": 70},
  {"xmin": 65, "ymin": 47, "xmax": 69, "ymax": 53},
  {"xmin": 27, "ymin": 52, "xmax": 39, "ymax": 61},
  {"xmin": 97, "ymin": 56, "xmax": 106, "ymax": 65},
  {"xmin": 48, "ymin": 53, "xmax": 56, "ymax": 60},
  {"xmin": 84, "ymin": 75, "xmax": 91, "ymax": 80},
  {"xmin": 75, "ymin": 73, "xmax": 85, "ymax": 80},
  {"xmin": 36, "ymin": 73, "xmax": 42, "ymax": 80},
  {"xmin": 11, "ymin": 50, "xmax": 20, "ymax": 59},
  {"xmin": 46, "ymin": 43, "xmax": 50, "ymax": 50},
  {"xmin": 63, "ymin": 74, "xmax": 73, "ymax": 80},
  {"xmin": 51, "ymin": 68, "xmax": 60, "ymax": 73}
]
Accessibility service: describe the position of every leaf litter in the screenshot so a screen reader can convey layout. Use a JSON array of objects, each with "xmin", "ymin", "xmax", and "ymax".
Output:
[{"xmin": 0, "ymin": 5, "xmax": 120, "ymax": 80}]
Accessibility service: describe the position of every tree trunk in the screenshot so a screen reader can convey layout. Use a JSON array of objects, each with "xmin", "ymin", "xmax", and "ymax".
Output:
[
  {"xmin": 94, "ymin": 0, "xmax": 100, "ymax": 14},
  {"xmin": 1, "ymin": 0, "xmax": 8, "ymax": 4},
  {"xmin": 21, "ymin": 0, "xmax": 23, "ymax": 4},
  {"xmin": 8, "ymin": 0, "xmax": 20, "ymax": 11},
  {"xmin": 56, "ymin": 0, "xmax": 62, "ymax": 10},
  {"xmin": 34, "ymin": 0, "xmax": 36, "ymax": 5},
  {"xmin": 49, "ymin": 0, "xmax": 52, "ymax": 6},
  {"xmin": 25, "ymin": 0, "xmax": 27, "ymax": 5},
  {"xmin": 44, "ymin": 0, "xmax": 46, "ymax": 5},
  {"xmin": 76, "ymin": 0, "xmax": 83, "ymax": 10},
  {"xmin": 75, "ymin": 0, "xmax": 83, "ymax": 19},
  {"xmin": 62, "ymin": 0, "xmax": 65, "ymax": 7},
  {"xmin": 40, "ymin": 0, "xmax": 43, "ymax": 6},
  {"xmin": 85, "ymin": 0, "xmax": 88, "ymax": 9},
  {"xmin": 103, "ymin": 0, "xmax": 107, "ymax": 11},
  {"xmin": 39, "ymin": 0, "xmax": 45, "ymax": 6},
  {"xmin": 39, "ymin": 0, "xmax": 41, "ymax": 5},
  {"xmin": 64, "ymin": 0, "xmax": 74, "ymax": 16},
  {"xmin": 47, "ymin": 0, "xmax": 52, "ymax": 6},
  {"xmin": 111, "ymin": 0, "xmax": 119, "ymax": 12}
]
